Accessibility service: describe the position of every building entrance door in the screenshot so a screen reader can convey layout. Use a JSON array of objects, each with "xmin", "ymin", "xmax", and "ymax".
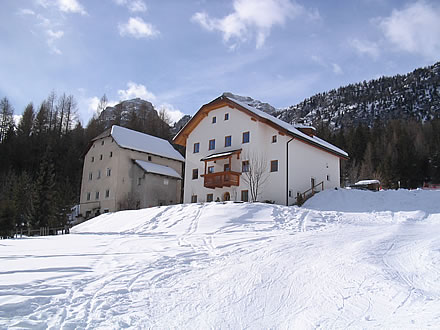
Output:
[{"xmin": 223, "ymin": 192, "xmax": 231, "ymax": 201}]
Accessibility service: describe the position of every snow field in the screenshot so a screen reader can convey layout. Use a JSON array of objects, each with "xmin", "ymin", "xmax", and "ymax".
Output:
[{"xmin": 1, "ymin": 189, "xmax": 440, "ymax": 328}]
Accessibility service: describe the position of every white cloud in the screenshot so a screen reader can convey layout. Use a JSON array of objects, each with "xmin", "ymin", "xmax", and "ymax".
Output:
[
  {"xmin": 332, "ymin": 63, "xmax": 343, "ymax": 75},
  {"xmin": 114, "ymin": 0, "xmax": 147, "ymax": 12},
  {"xmin": 192, "ymin": 0, "xmax": 303, "ymax": 49},
  {"xmin": 36, "ymin": 0, "xmax": 87, "ymax": 15},
  {"xmin": 157, "ymin": 103, "xmax": 185, "ymax": 124},
  {"xmin": 378, "ymin": 1, "xmax": 440, "ymax": 60},
  {"xmin": 117, "ymin": 82, "xmax": 157, "ymax": 101},
  {"xmin": 349, "ymin": 38, "xmax": 380, "ymax": 59},
  {"xmin": 18, "ymin": 8, "xmax": 36, "ymax": 16},
  {"xmin": 46, "ymin": 29, "xmax": 64, "ymax": 54},
  {"xmin": 118, "ymin": 17, "xmax": 159, "ymax": 39}
]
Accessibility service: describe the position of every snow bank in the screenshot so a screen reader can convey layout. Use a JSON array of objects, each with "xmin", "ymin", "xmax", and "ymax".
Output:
[{"xmin": 304, "ymin": 188, "xmax": 440, "ymax": 214}]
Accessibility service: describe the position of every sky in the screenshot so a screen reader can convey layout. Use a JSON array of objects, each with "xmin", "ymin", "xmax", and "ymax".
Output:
[{"xmin": 1, "ymin": 0, "xmax": 440, "ymax": 124}]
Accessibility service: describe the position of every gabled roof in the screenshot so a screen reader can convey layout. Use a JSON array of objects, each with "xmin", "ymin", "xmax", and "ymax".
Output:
[
  {"xmin": 173, "ymin": 95, "xmax": 348, "ymax": 159},
  {"xmin": 134, "ymin": 160, "xmax": 182, "ymax": 179},
  {"xmin": 94, "ymin": 125, "xmax": 184, "ymax": 162}
]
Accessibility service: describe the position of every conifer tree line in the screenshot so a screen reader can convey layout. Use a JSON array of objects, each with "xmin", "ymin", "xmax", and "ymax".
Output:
[
  {"xmin": 0, "ymin": 93, "xmax": 172, "ymax": 238},
  {"xmin": 316, "ymin": 119, "xmax": 440, "ymax": 189}
]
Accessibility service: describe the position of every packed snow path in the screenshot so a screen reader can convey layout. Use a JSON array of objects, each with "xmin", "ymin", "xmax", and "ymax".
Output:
[{"xmin": 1, "ymin": 189, "xmax": 440, "ymax": 328}]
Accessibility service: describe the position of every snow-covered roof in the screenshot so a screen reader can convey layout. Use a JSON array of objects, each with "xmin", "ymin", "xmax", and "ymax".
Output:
[
  {"xmin": 355, "ymin": 179, "xmax": 380, "ymax": 185},
  {"xmin": 225, "ymin": 97, "xmax": 348, "ymax": 158},
  {"xmin": 111, "ymin": 125, "xmax": 184, "ymax": 162},
  {"xmin": 134, "ymin": 160, "xmax": 182, "ymax": 179},
  {"xmin": 201, "ymin": 149, "xmax": 242, "ymax": 161}
]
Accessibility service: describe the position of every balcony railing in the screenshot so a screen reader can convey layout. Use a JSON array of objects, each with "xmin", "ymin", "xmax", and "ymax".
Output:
[{"xmin": 203, "ymin": 171, "xmax": 241, "ymax": 189}]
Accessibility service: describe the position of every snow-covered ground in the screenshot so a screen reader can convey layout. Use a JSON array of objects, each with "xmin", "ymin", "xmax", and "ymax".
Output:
[{"xmin": 1, "ymin": 189, "xmax": 440, "ymax": 328}]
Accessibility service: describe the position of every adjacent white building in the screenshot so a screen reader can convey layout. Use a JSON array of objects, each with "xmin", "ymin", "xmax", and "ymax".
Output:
[
  {"xmin": 79, "ymin": 125, "xmax": 184, "ymax": 219},
  {"xmin": 174, "ymin": 95, "xmax": 348, "ymax": 205}
]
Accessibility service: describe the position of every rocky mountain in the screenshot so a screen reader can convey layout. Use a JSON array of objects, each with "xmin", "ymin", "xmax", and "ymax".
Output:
[
  {"xmin": 99, "ymin": 98, "xmax": 159, "ymax": 128},
  {"xmin": 224, "ymin": 62, "xmax": 440, "ymax": 130}
]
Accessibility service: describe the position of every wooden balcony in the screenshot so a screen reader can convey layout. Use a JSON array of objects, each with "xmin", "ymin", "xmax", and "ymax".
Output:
[{"xmin": 203, "ymin": 171, "xmax": 241, "ymax": 189}]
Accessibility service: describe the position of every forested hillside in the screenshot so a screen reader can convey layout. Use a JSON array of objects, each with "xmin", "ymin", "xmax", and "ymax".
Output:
[{"xmin": 0, "ymin": 94, "xmax": 172, "ymax": 238}]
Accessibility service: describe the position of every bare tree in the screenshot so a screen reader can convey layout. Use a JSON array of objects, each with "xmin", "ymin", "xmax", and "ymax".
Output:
[
  {"xmin": 97, "ymin": 94, "xmax": 108, "ymax": 114},
  {"xmin": 242, "ymin": 150, "xmax": 269, "ymax": 202}
]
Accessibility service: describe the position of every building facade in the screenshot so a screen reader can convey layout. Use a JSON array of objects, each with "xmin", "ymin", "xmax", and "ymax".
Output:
[
  {"xmin": 174, "ymin": 95, "xmax": 348, "ymax": 205},
  {"xmin": 79, "ymin": 125, "xmax": 184, "ymax": 219}
]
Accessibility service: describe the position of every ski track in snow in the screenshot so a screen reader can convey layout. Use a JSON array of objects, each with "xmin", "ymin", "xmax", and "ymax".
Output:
[{"xmin": 1, "ymin": 190, "xmax": 440, "ymax": 328}]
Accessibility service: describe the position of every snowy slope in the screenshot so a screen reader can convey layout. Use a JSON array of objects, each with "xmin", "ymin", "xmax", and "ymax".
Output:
[{"xmin": 1, "ymin": 190, "xmax": 440, "ymax": 328}]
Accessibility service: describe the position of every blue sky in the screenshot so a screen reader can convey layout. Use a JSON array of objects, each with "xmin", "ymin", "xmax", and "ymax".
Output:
[{"xmin": 1, "ymin": 0, "xmax": 440, "ymax": 124}]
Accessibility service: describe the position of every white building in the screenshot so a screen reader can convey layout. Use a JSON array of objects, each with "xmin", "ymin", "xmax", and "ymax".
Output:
[
  {"xmin": 79, "ymin": 125, "xmax": 184, "ymax": 219},
  {"xmin": 173, "ymin": 95, "xmax": 348, "ymax": 205}
]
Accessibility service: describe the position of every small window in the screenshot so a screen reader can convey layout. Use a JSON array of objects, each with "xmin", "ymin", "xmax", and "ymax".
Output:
[
  {"xmin": 191, "ymin": 195, "xmax": 197, "ymax": 203},
  {"xmin": 242, "ymin": 131, "xmax": 250, "ymax": 143},
  {"xmin": 241, "ymin": 190, "xmax": 249, "ymax": 202},
  {"xmin": 97, "ymin": 170, "xmax": 101, "ymax": 179},
  {"xmin": 107, "ymin": 168, "xmax": 111, "ymax": 176},
  {"xmin": 105, "ymin": 189, "xmax": 110, "ymax": 198},
  {"xmin": 224, "ymin": 164, "xmax": 230, "ymax": 172},
  {"xmin": 193, "ymin": 142, "xmax": 200, "ymax": 153},
  {"xmin": 242, "ymin": 160, "xmax": 249, "ymax": 172},
  {"xmin": 86, "ymin": 192, "xmax": 91, "ymax": 201},
  {"xmin": 207, "ymin": 193, "xmax": 213, "ymax": 202},
  {"xmin": 101, "ymin": 140, "xmax": 104, "ymax": 146},
  {"xmin": 209, "ymin": 139, "xmax": 215, "ymax": 150},
  {"xmin": 138, "ymin": 177, "xmax": 142, "ymax": 185},
  {"xmin": 225, "ymin": 135, "xmax": 231, "ymax": 147},
  {"xmin": 164, "ymin": 178, "xmax": 169, "ymax": 185},
  {"xmin": 100, "ymin": 154, "xmax": 103, "ymax": 160},
  {"xmin": 208, "ymin": 166, "xmax": 214, "ymax": 173},
  {"xmin": 212, "ymin": 116, "xmax": 216, "ymax": 124},
  {"xmin": 192, "ymin": 168, "xmax": 198, "ymax": 180},
  {"xmin": 327, "ymin": 175, "xmax": 330, "ymax": 181},
  {"xmin": 272, "ymin": 135, "xmax": 277, "ymax": 143},
  {"xmin": 224, "ymin": 113, "xmax": 229, "ymax": 120},
  {"xmin": 95, "ymin": 191, "xmax": 99, "ymax": 200},
  {"xmin": 91, "ymin": 156, "xmax": 94, "ymax": 162},
  {"xmin": 103, "ymin": 209, "xmax": 109, "ymax": 213},
  {"xmin": 148, "ymin": 156, "xmax": 152, "ymax": 161},
  {"xmin": 88, "ymin": 172, "xmax": 92, "ymax": 180},
  {"xmin": 289, "ymin": 189, "xmax": 293, "ymax": 198},
  {"xmin": 110, "ymin": 151, "xmax": 113, "ymax": 157},
  {"xmin": 270, "ymin": 160, "xmax": 278, "ymax": 172}
]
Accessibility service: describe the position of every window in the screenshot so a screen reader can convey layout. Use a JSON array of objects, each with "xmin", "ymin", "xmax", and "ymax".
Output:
[
  {"xmin": 270, "ymin": 160, "xmax": 278, "ymax": 172},
  {"xmin": 207, "ymin": 193, "xmax": 213, "ymax": 202},
  {"xmin": 97, "ymin": 170, "xmax": 101, "ymax": 179},
  {"xmin": 107, "ymin": 168, "xmax": 111, "ymax": 177},
  {"xmin": 193, "ymin": 142, "xmax": 200, "ymax": 153},
  {"xmin": 224, "ymin": 164, "xmax": 230, "ymax": 172},
  {"xmin": 101, "ymin": 140, "xmax": 104, "ymax": 146},
  {"xmin": 212, "ymin": 116, "xmax": 216, "ymax": 124},
  {"xmin": 148, "ymin": 156, "xmax": 152, "ymax": 161},
  {"xmin": 191, "ymin": 195, "xmax": 197, "ymax": 203},
  {"xmin": 327, "ymin": 175, "xmax": 330, "ymax": 181},
  {"xmin": 95, "ymin": 191, "xmax": 99, "ymax": 200},
  {"xmin": 100, "ymin": 154, "xmax": 103, "ymax": 160},
  {"xmin": 289, "ymin": 190, "xmax": 293, "ymax": 198},
  {"xmin": 91, "ymin": 156, "xmax": 94, "ymax": 162},
  {"xmin": 163, "ymin": 178, "xmax": 169, "ymax": 185},
  {"xmin": 209, "ymin": 139, "xmax": 215, "ymax": 150},
  {"xmin": 241, "ymin": 190, "xmax": 249, "ymax": 202},
  {"xmin": 225, "ymin": 135, "xmax": 231, "ymax": 147},
  {"xmin": 86, "ymin": 192, "xmax": 91, "ymax": 201},
  {"xmin": 138, "ymin": 177, "xmax": 142, "ymax": 185},
  {"xmin": 110, "ymin": 151, "xmax": 113, "ymax": 157},
  {"xmin": 272, "ymin": 135, "xmax": 277, "ymax": 143},
  {"xmin": 242, "ymin": 131, "xmax": 250, "ymax": 143},
  {"xmin": 224, "ymin": 113, "xmax": 229, "ymax": 120},
  {"xmin": 105, "ymin": 189, "xmax": 110, "ymax": 198},
  {"xmin": 88, "ymin": 172, "xmax": 93, "ymax": 180},
  {"xmin": 242, "ymin": 160, "xmax": 249, "ymax": 172},
  {"xmin": 192, "ymin": 168, "xmax": 198, "ymax": 179},
  {"xmin": 103, "ymin": 209, "xmax": 109, "ymax": 213},
  {"xmin": 208, "ymin": 166, "xmax": 214, "ymax": 173}
]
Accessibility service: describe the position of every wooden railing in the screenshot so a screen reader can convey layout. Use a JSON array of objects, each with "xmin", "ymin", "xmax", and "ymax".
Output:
[
  {"xmin": 297, "ymin": 181, "xmax": 324, "ymax": 204},
  {"xmin": 203, "ymin": 171, "xmax": 241, "ymax": 189}
]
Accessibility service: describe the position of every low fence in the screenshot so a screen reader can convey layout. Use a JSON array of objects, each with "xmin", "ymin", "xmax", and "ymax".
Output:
[{"xmin": 6, "ymin": 226, "xmax": 70, "ymax": 239}]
